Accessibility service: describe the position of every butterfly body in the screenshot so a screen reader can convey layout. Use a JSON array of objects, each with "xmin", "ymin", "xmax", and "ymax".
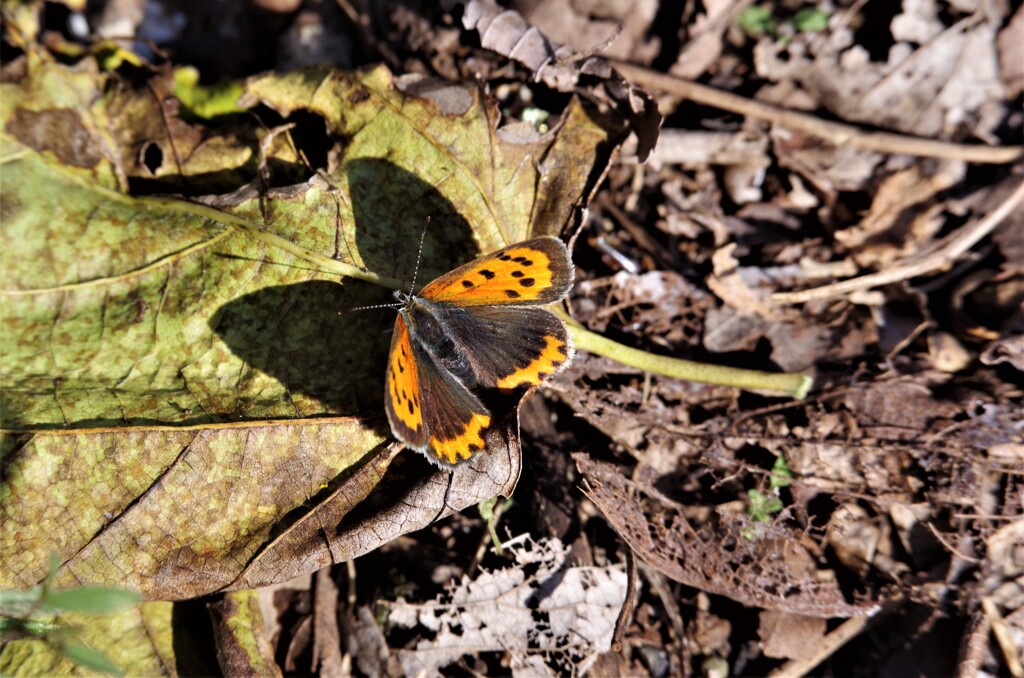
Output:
[{"xmin": 384, "ymin": 237, "xmax": 575, "ymax": 468}]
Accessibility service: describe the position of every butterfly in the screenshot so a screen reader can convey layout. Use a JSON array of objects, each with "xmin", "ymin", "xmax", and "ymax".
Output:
[{"xmin": 384, "ymin": 236, "xmax": 575, "ymax": 467}]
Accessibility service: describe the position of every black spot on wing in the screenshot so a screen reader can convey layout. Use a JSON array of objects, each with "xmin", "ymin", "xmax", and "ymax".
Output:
[{"xmin": 479, "ymin": 269, "xmax": 495, "ymax": 279}]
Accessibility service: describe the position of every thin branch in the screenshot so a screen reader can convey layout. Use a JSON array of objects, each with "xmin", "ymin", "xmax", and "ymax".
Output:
[
  {"xmin": 611, "ymin": 61, "xmax": 1023, "ymax": 165},
  {"xmin": 768, "ymin": 614, "xmax": 876, "ymax": 678},
  {"xmin": 771, "ymin": 180, "xmax": 1024, "ymax": 303}
]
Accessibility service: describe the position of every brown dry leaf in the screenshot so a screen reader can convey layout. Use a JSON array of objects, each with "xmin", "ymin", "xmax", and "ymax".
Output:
[
  {"xmin": 927, "ymin": 331, "xmax": 973, "ymax": 373},
  {"xmin": 997, "ymin": 4, "xmax": 1024, "ymax": 97},
  {"xmin": 706, "ymin": 243, "xmax": 785, "ymax": 319},
  {"xmin": 703, "ymin": 306, "xmax": 833, "ymax": 372},
  {"xmin": 312, "ymin": 567, "xmax": 344, "ymax": 676},
  {"xmin": 256, "ymin": 572, "xmax": 313, "ymax": 665},
  {"xmin": 754, "ymin": 6, "xmax": 1007, "ymax": 140},
  {"xmin": 826, "ymin": 503, "xmax": 908, "ymax": 580},
  {"xmin": 702, "ymin": 244, "xmax": 836, "ymax": 371},
  {"xmin": 552, "ymin": 356, "xmax": 736, "ymax": 472},
  {"xmin": 575, "ymin": 269, "xmax": 713, "ymax": 341},
  {"xmin": 833, "ymin": 160, "xmax": 966, "ymax": 268},
  {"xmin": 980, "ymin": 334, "xmax": 1024, "ymax": 372},
  {"xmin": 982, "ymin": 519, "xmax": 1024, "ymax": 609},
  {"xmin": 758, "ymin": 610, "xmax": 828, "ymax": 660},
  {"xmin": 843, "ymin": 380, "xmax": 960, "ymax": 440},
  {"xmin": 461, "ymin": 0, "xmax": 661, "ymax": 159},
  {"xmin": 670, "ymin": 0, "xmax": 734, "ymax": 79},
  {"xmin": 343, "ymin": 605, "xmax": 390, "ymax": 676},
  {"xmin": 648, "ymin": 129, "xmax": 771, "ymax": 170},
  {"xmin": 769, "ymin": 120, "xmax": 884, "ymax": 194},
  {"xmin": 889, "ymin": 503, "xmax": 944, "ymax": 569},
  {"xmin": 386, "ymin": 536, "xmax": 626, "ymax": 676},
  {"xmin": 576, "ymin": 455, "xmax": 880, "ymax": 617},
  {"xmin": 523, "ymin": 0, "xmax": 659, "ymax": 63}
]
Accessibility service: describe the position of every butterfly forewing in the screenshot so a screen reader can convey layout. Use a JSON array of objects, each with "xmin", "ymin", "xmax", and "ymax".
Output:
[
  {"xmin": 384, "ymin": 315, "xmax": 427, "ymax": 449},
  {"xmin": 417, "ymin": 237, "xmax": 573, "ymax": 306},
  {"xmin": 387, "ymin": 314, "xmax": 494, "ymax": 466}
]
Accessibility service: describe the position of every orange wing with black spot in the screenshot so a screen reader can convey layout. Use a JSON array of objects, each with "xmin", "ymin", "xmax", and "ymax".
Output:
[
  {"xmin": 384, "ymin": 314, "xmax": 427, "ymax": 450},
  {"xmin": 417, "ymin": 237, "xmax": 573, "ymax": 306},
  {"xmin": 386, "ymin": 313, "xmax": 494, "ymax": 467}
]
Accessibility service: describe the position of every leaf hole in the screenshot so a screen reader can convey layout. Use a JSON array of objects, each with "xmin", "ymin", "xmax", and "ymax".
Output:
[{"xmin": 140, "ymin": 142, "xmax": 163, "ymax": 174}]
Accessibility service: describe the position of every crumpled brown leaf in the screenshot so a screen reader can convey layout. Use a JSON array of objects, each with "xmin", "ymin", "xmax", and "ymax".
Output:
[{"xmin": 576, "ymin": 454, "xmax": 881, "ymax": 618}]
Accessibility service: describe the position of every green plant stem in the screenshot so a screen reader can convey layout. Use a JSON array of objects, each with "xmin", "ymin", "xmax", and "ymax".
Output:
[
  {"xmin": 179, "ymin": 197, "xmax": 813, "ymax": 399},
  {"xmin": 564, "ymin": 316, "xmax": 813, "ymax": 399}
]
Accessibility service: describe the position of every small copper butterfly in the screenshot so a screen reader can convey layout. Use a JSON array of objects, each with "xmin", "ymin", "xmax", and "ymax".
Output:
[{"xmin": 384, "ymin": 236, "xmax": 575, "ymax": 467}]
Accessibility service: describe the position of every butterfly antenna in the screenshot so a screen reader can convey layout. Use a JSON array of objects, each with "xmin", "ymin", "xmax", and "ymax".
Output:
[
  {"xmin": 343, "ymin": 301, "xmax": 403, "ymax": 313},
  {"xmin": 408, "ymin": 216, "xmax": 430, "ymax": 296}
]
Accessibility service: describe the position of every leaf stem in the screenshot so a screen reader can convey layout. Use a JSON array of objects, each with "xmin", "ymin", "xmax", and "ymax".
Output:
[{"xmin": 563, "ymin": 315, "xmax": 813, "ymax": 399}]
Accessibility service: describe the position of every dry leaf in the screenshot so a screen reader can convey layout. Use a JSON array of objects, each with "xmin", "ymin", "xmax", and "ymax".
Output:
[
  {"xmin": 577, "ymin": 455, "xmax": 879, "ymax": 618},
  {"xmin": 387, "ymin": 536, "xmax": 626, "ymax": 676},
  {"xmin": 758, "ymin": 610, "xmax": 827, "ymax": 660}
]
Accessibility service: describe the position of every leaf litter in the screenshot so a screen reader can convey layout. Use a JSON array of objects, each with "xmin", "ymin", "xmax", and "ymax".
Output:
[{"xmin": 2, "ymin": 0, "xmax": 1023, "ymax": 675}]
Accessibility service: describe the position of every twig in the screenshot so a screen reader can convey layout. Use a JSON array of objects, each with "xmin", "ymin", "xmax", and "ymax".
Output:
[
  {"xmin": 771, "ymin": 180, "xmax": 1024, "ymax": 303},
  {"xmin": 982, "ymin": 597, "xmax": 1024, "ymax": 678},
  {"xmin": 925, "ymin": 523, "xmax": 982, "ymax": 564},
  {"xmin": 611, "ymin": 546, "xmax": 638, "ymax": 652},
  {"xmin": 611, "ymin": 61, "xmax": 1023, "ymax": 165}
]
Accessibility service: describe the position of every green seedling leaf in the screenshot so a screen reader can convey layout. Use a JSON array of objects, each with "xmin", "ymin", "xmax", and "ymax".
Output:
[
  {"xmin": 0, "ymin": 615, "xmax": 62, "ymax": 636},
  {"xmin": 60, "ymin": 641, "xmax": 123, "ymax": 675},
  {"xmin": 793, "ymin": 9, "xmax": 830, "ymax": 33},
  {"xmin": 0, "ymin": 601, "xmax": 215, "ymax": 676},
  {"xmin": 1, "ymin": 52, "xmax": 620, "ymax": 600},
  {"xmin": 737, "ymin": 5, "xmax": 776, "ymax": 36},
  {"xmin": 478, "ymin": 496, "xmax": 514, "ymax": 555},
  {"xmin": 747, "ymin": 489, "xmax": 783, "ymax": 524},
  {"xmin": 769, "ymin": 455, "xmax": 793, "ymax": 489},
  {"xmin": 42, "ymin": 587, "xmax": 141, "ymax": 615}
]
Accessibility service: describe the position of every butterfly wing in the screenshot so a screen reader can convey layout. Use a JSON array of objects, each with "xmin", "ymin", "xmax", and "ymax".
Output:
[
  {"xmin": 437, "ymin": 304, "xmax": 574, "ymax": 390},
  {"xmin": 384, "ymin": 314, "xmax": 428, "ymax": 450},
  {"xmin": 417, "ymin": 236, "xmax": 573, "ymax": 307},
  {"xmin": 387, "ymin": 236, "xmax": 573, "ymax": 466},
  {"xmin": 386, "ymin": 314, "xmax": 493, "ymax": 467}
]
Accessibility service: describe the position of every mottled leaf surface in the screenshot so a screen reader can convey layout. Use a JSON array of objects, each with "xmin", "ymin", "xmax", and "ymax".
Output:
[{"xmin": 0, "ymin": 56, "xmax": 616, "ymax": 598}]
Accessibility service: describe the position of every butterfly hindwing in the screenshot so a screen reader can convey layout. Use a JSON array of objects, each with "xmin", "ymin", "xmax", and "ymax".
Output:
[
  {"xmin": 434, "ymin": 304, "xmax": 574, "ymax": 390},
  {"xmin": 407, "ymin": 326, "xmax": 493, "ymax": 467},
  {"xmin": 417, "ymin": 236, "xmax": 573, "ymax": 307}
]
